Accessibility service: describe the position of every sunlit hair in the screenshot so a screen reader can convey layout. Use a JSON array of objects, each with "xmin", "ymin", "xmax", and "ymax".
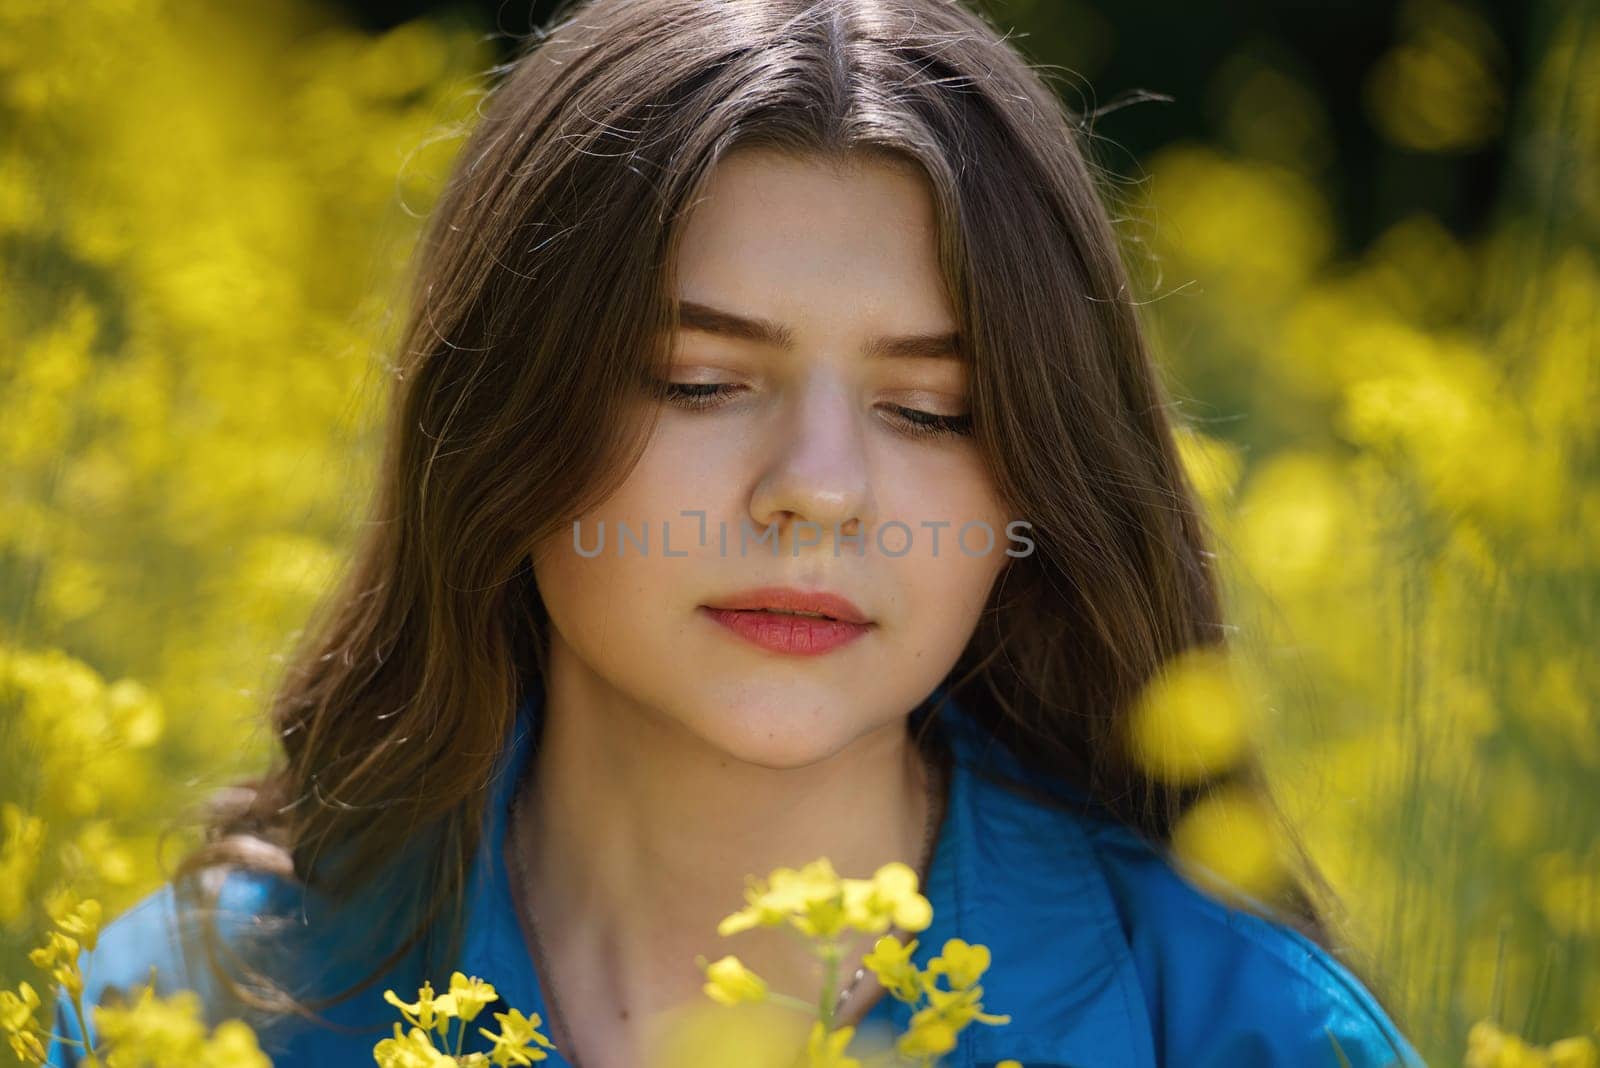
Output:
[{"xmin": 169, "ymin": 0, "xmax": 1403, "ymax": 1043}]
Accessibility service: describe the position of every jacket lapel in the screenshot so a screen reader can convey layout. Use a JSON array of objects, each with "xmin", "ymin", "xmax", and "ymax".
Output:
[
  {"xmin": 875, "ymin": 693, "xmax": 1157, "ymax": 1068},
  {"xmin": 458, "ymin": 685, "xmax": 1157, "ymax": 1068},
  {"xmin": 457, "ymin": 700, "xmax": 549, "ymax": 1052}
]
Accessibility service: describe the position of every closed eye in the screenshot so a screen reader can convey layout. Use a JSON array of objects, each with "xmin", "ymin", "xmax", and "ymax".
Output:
[{"xmin": 647, "ymin": 380, "xmax": 973, "ymax": 439}]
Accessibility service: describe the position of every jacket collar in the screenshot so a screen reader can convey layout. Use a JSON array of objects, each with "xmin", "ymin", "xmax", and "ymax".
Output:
[{"xmin": 458, "ymin": 682, "xmax": 1155, "ymax": 1068}]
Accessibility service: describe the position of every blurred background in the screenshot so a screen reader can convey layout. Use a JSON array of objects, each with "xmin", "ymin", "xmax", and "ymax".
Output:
[{"xmin": 1, "ymin": 0, "xmax": 1594, "ymax": 1064}]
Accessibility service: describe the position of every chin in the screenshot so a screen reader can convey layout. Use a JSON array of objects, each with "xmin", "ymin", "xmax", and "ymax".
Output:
[{"xmin": 678, "ymin": 694, "xmax": 866, "ymax": 770}]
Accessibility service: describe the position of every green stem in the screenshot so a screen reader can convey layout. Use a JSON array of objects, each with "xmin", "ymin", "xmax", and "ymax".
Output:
[
  {"xmin": 453, "ymin": 1014, "xmax": 465, "ymax": 1057},
  {"xmin": 767, "ymin": 991, "xmax": 821, "ymax": 1015},
  {"xmin": 69, "ymin": 988, "xmax": 98, "ymax": 1061},
  {"xmin": 819, "ymin": 942, "xmax": 841, "ymax": 1030}
]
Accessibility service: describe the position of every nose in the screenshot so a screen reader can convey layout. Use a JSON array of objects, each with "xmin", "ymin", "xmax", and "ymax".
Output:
[{"xmin": 748, "ymin": 370, "xmax": 877, "ymax": 553}]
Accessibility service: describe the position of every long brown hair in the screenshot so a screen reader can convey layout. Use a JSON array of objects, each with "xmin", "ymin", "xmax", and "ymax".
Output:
[{"xmin": 169, "ymin": 0, "xmax": 1403, "ymax": 1041}]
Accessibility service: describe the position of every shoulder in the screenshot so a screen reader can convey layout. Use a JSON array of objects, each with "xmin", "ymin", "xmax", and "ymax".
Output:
[
  {"xmin": 94, "ymin": 867, "xmax": 292, "ymax": 1002},
  {"xmin": 1076, "ymin": 812, "xmax": 1427, "ymax": 1068},
  {"xmin": 44, "ymin": 869, "xmax": 296, "ymax": 1067}
]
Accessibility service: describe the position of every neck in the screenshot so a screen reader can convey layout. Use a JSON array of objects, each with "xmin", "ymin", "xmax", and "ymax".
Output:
[{"xmin": 509, "ymin": 640, "xmax": 940, "ymax": 1059}]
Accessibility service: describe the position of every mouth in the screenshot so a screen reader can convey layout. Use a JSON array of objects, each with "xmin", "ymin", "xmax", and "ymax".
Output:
[
  {"xmin": 698, "ymin": 586, "xmax": 872, "ymax": 625},
  {"xmin": 697, "ymin": 586, "xmax": 874, "ymax": 656}
]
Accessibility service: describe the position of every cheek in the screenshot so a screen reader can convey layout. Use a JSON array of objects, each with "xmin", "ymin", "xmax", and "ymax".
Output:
[
  {"xmin": 623, "ymin": 416, "xmax": 749, "ymax": 519},
  {"xmin": 881, "ymin": 447, "xmax": 1011, "ymax": 545},
  {"xmin": 528, "ymin": 429, "xmax": 735, "ymax": 675},
  {"xmin": 875, "ymin": 455, "xmax": 1012, "ymax": 636},
  {"xmin": 530, "ymin": 480, "xmax": 651, "ymax": 650}
]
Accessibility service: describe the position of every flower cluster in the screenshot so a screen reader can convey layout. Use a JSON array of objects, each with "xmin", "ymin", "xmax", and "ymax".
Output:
[
  {"xmin": 698, "ymin": 857, "xmax": 1020, "ymax": 1068},
  {"xmin": 1463, "ymin": 1018, "xmax": 1599, "ymax": 1068},
  {"xmin": 376, "ymin": 972, "xmax": 554, "ymax": 1067},
  {"xmin": 5, "ymin": 888, "xmax": 101, "ymax": 1062},
  {"xmin": 3, "ymin": 888, "xmax": 271, "ymax": 1066}
]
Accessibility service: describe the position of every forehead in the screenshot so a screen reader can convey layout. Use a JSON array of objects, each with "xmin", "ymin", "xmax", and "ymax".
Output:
[{"xmin": 672, "ymin": 148, "xmax": 957, "ymax": 340}]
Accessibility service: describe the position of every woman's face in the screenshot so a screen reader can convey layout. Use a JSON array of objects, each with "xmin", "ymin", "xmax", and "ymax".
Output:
[{"xmin": 532, "ymin": 147, "xmax": 1016, "ymax": 768}]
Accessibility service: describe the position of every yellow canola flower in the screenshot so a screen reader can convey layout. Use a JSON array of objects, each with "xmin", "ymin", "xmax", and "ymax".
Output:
[
  {"xmin": 28, "ymin": 929, "xmax": 83, "ymax": 1000},
  {"xmin": 381, "ymin": 974, "xmax": 541, "ymax": 1066},
  {"xmin": 896, "ymin": 973, "xmax": 1012, "ymax": 1060},
  {"xmin": 373, "ymin": 1022, "xmax": 457, "ymax": 1067},
  {"xmin": 384, "ymin": 979, "xmax": 454, "ymax": 1038},
  {"xmin": 924, "ymin": 938, "xmax": 990, "ymax": 991},
  {"xmin": 842, "ymin": 861, "xmax": 934, "ymax": 934},
  {"xmin": 45, "ymin": 886, "xmax": 103, "ymax": 951},
  {"xmin": 706, "ymin": 859, "xmax": 1013, "ymax": 1061},
  {"xmin": 476, "ymin": 1006, "xmax": 555, "ymax": 1065},
  {"xmin": 804, "ymin": 1019, "xmax": 862, "ymax": 1067},
  {"xmin": 1, "ymin": 980, "xmax": 47, "ymax": 1063},
  {"xmin": 861, "ymin": 935, "xmax": 922, "ymax": 1003},
  {"xmin": 718, "ymin": 858, "xmax": 841, "ymax": 936},
  {"xmin": 923, "ymin": 980, "xmax": 1011, "ymax": 1030},
  {"xmin": 446, "ymin": 971, "xmax": 499, "ymax": 1023},
  {"xmin": 699, "ymin": 954, "xmax": 769, "ymax": 1007},
  {"xmin": 717, "ymin": 858, "xmax": 933, "ymax": 941},
  {"xmin": 897, "ymin": 1010, "xmax": 957, "ymax": 1058}
]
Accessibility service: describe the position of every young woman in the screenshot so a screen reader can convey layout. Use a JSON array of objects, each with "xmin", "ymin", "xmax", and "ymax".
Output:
[{"xmin": 49, "ymin": 0, "xmax": 1427, "ymax": 1065}]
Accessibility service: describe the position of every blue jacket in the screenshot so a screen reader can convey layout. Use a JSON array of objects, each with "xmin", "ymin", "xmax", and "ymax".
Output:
[{"xmin": 48, "ymin": 683, "xmax": 1427, "ymax": 1067}]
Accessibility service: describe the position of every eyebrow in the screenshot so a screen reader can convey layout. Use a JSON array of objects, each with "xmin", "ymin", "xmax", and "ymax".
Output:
[{"xmin": 675, "ymin": 299, "xmax": 965, "ymax": 362}]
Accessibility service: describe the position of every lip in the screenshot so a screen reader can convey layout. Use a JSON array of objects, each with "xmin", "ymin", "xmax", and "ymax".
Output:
[
  {"xmin": 701, "ymin": 586, "xmax": 871, "ymax": 624},
  {"xmin": 698, "ymin": 586, "xmax": 874, "ymax": 657}
]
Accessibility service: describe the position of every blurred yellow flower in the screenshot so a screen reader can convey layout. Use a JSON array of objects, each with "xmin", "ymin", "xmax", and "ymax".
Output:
[
  {"xmin": 843, "ymin": 860, "xmax": 934, "ymax": 934},
  {"xmin": 700, "ymin": 954, "xmax": 769, "ymax": 1007},
  {"xmin": 897, "ymin": 1011, "xmax": 957, "ymax": 1059},
  {"xmin": 1232, "ymin": 452, "xmax": 1367, "ymax": 599},
  {"xmin": 28, "ymin": 929, "xmax": 84, "ymax": 1000},
  {"xmin": 1125, "ymin": 647, "xmax": 1254, "ymax": 784},
  {"xmin": 923, "ymin": 938, "xmax": 990, "ymax": 991},
  {"xmin": 1532, "ymin": 850, "xmax": 1599, "ymax": 940},
  {"xmin": 1144, "ymin": 145, "xmax": 1333, "ymax": 305},
  {"xmin": 1170, "ymin": 783, "xmax": 1290, "ymax": 907},
  {"xmin": 0, "ymin": 980, "xmax": 46, "ymax": 1063},
  {"xmin": 44, "ymin": 886, "xmax": 102, "ymax": 951},
  {"xmin": 1365, "ymin": 0, "xmax": 1504, "ymax": 152},
  {"xmin": 861, "ymin": 935, "xmax": 922, "ymax": 1003},
  {"xmin": 93, "ymin": 983, "xmax": 272, "ymax": 1068},
  {"xmin": 717, "ymin": 858, "xmax": 933, "ymax": 942},
  {"xmin": 899, "ymin": 982, "xmax": 1010, "ymax": 1060},
  {"xmin": 0, "ymin": 804, "xmax": 45, "ymax": 927},
  {"xmin": 804, "ymin": 1019, "xmax": 861, "ymax": 1068},
  {"xmin": 0, "ymin": 1, "xmax": 1593, "ymax": 1063},
  {"xmin": 1172, "ymin": 425, "xmax": 1244, "ymax": 515},
  {"xmin": 1466, "ymin": 1018, "xmax": 1600, "ymax": 1068},
  {"xmin": 645, "ymin": 999, "xmax": 815, "ymax": 1068}
]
